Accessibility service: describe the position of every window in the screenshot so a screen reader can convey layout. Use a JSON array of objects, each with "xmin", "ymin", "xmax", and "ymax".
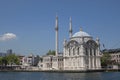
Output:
[
  {"xmin": 69, "ymin": 48, "xmax": 71, "ymax": 56},
  {"xmin": 85, "ymin": 48, "xmax": 88, "ymax": 56},
  {"xmin": 94, "ymin": 49, "xmax": 96, "ymax": 56},
  {"xmin": 73, "ymin": 48, "xmax": 75, "ymax": 55},
  {"xmin": 77, "ymin": 48, "xmax": 79, "ymax": 55},
  {"xmin": 90, "ymin": 48, "xmax": 92, "ymax": 56}
]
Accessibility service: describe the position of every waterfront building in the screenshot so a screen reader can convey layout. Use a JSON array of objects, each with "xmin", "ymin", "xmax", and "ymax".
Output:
[
  {"xmin": 18, "ymin": 55, "xmax": 25, "ymax": 65},
  {"xmin": 63, "ymin": 29, "xmax": 101, "ymax": 70},
  {"xmin": 18, "ymin": 54, "xmax": 38, "ymax": 68},
  {"xmin": 103, "ymin": 48, "xmax": 120, "ymax": 64},
  {"xmin": 38, "ymin": 55, "xmax": 56, "ymax": 70},
  {"xmin": 111, "ymin": 53, "xmax": 120, "ymax": 64},
  {"xmin": 38, "ymin": 16, "xmax": 101, "ymax": 70},
  {"xmin": 38, "ymin": 54, "xmax": 63, "ymax": 70}
]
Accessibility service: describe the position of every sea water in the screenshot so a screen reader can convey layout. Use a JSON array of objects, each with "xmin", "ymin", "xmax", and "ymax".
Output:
[{"xmin": 0, "ymin": 72, "xmax": 120, "ymax": 80}]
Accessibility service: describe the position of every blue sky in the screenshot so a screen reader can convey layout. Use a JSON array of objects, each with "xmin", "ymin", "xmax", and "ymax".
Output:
[{"xmin": 0, "ymin": 0, "xmax": 120, "ymax": 55}]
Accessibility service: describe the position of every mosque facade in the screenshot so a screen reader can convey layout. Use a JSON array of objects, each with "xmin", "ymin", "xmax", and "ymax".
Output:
[{"xmin": 38, "ymin": 16, "xmax": 101, "ymax": 70}]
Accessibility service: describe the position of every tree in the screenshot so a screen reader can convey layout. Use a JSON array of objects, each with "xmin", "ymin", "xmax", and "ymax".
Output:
[
  {"xmin": 0, "ymin": 57, "xmax": 3, "ymax": 65},
  {"xmin": 0, "ymin": 54, "xmax": 20, "ymax": 70},
  {"xmin": 5, "ymin": 54, "xmax": 20, "ymax": 66},
  {"xmin": 46, "ymin": 50, "xmax": 55, "ymax": 55},
  {"xmin": 2, "ymin": 56, "xmax": 8, "ymax": 66},
  {"xmin": 101, "ymin": 52, "xmax": 112, "ymax": 67}
]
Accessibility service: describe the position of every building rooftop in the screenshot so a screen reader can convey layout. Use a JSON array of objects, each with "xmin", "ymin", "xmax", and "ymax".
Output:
[
  {"xmin": 72, "ymin": 29, "xmax": 91, "ymax": 37},
  {"xmin": 102, "ymin": 48, "xmax": 120, "ymax": 53}
]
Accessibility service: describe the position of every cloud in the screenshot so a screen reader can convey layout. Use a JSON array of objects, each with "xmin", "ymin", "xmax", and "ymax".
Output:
[{"xmin": 0, "ymin": 33, "xmax": 17, "ymax": 41}]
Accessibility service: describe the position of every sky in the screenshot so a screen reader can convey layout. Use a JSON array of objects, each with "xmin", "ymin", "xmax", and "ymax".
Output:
[{"xmin": 0, "ymin": 0, "xmax": 120, "ymax": 55}]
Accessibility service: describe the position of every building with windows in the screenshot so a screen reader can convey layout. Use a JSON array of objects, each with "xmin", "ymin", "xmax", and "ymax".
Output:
[
  {"xmin": 18, "ymin": 54, "xmax": 37, "ymax": 68},
  {"xmin": 103, "ymin": 48, "xmax": 120, "ymax": 64},
  {"xmin": 38, "ymin": 16, "xmax": 101, "ymax": 70},
  {"xmin": 63, "ymin": 29, "xmax": 101, "ymax": 70}
]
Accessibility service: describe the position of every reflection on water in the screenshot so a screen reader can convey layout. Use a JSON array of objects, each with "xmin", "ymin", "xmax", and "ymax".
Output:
[
  {"xmin": 63, "ymin": 73, "xmax": 102, "ymax": 80},
  {"xmin": 0, "ymin": 72, "xmax": 120, "ymax": 80}
]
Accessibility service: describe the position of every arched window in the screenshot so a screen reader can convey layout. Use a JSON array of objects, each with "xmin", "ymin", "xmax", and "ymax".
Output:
[
  {"xmin": 69, "ymin": 48, "xmax": 71, "ymax": 56},
  {"xmin": 77, "ymin": 47, "xmax": 79, "ymax": 55},
  {"xmin": 73, "ymin": 48, "xmax": 75, "ymax": 55},
  {"xmin": 94, "ymin": 48, "xmax": 96, "ymax": 56},
  {"xmin": 90, "ymin": 48, "xmax": 92, "ymax": 56},
  {"xmin": 85, "ymin": 48, "xmax": 88, "ymax": 56},
  {"xmin": 86, "ymin": 40, "xmax": 98, "ymax": 56}
]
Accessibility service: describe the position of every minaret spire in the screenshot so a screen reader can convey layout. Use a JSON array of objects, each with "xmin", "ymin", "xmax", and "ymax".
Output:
[
  {"xmin": 69, "ymin": 17, "xmax": 72, "ymax": 38},
  {"xmin": 80, "ymin": 27, "xmax": 83, "ymax": 31},
  {"xmin": 55, "ymin": 15, "xmax": 58, "ymax": 56}
]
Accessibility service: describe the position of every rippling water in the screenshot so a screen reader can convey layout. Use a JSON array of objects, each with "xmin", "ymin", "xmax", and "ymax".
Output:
[{"xmin": 0, "ymin": 72, "xmax": 120, "ymax": 80}]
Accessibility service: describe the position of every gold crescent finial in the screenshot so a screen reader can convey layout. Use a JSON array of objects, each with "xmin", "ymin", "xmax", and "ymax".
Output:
[{"xmin": 80, "ymin": 27, "xmax": 82, "ymax": 31}]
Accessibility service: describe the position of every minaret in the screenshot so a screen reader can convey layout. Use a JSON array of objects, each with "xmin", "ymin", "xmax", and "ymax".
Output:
[
  {"xmin": 80, "ymin": 27, "xmax": 82, "ymax": 31},
  {"xmin": 55, "ymin": 15, "xmax": 58, "ymax": 56},
  {"xmin": 69, "ymin": 17, "xmax": 72, "ymax": 38}
]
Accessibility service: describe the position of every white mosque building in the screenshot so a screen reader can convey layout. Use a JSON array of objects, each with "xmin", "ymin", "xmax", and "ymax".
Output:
[{"xmin": 38, "ymin": 16, "xmax": 101, "ymax": 70}]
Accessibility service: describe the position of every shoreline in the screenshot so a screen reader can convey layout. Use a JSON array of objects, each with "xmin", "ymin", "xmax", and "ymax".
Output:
[{"xmin": 0, "ymin": 69, "xmax": 120, "ymax": 73}]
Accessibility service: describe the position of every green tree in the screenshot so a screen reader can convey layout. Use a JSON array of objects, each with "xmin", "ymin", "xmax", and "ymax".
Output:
[
  {"xmin": 46, "ymin": 50, "xmax": 55, "ymax": 55},
  {"xmin": 6, "ymin": 54, "xmax": 20, "ymax": 65},
  {"xmin": 0, "ymin": 57, "xmax": 3, "ymax": 65},
  {"xmin": 101, "ymin": 52, "xmax": 112, "ymax": 67},
  {"xmin": 2, "ymin": 56, "xmax": 8, "ymax": 66}
]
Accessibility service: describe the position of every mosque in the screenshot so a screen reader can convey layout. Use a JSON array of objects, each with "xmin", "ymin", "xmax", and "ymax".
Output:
[{"xmin": 38, "ymin": 16, "xmax": 101, "ymax": 70}]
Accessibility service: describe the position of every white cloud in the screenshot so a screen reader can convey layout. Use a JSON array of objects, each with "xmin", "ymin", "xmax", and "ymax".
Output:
[{"xmin": 0, "ymin": 33, "xmax": 17, "ymax": 41}]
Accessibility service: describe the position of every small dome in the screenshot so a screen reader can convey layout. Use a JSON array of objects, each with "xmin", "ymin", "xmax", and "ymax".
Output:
[{"xmin": 72, "ymin": 29, "xmax": 91, "ymax": 37}]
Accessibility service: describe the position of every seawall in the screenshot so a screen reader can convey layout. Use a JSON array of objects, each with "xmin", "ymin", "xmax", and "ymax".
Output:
[{"xmin": 0, "ymin": 69, "xmax": 120, "ymax": 73}]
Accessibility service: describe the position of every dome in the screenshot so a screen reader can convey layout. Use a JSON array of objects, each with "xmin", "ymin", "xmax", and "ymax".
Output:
[{"xmin": 72, "ymin": 29, "xmax": 91, "ymax": 37}]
